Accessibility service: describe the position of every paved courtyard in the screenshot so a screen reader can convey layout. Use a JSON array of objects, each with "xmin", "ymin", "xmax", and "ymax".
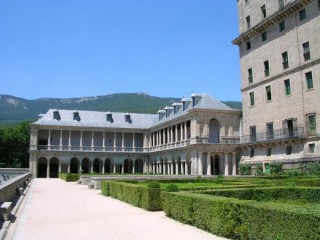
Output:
[{"xmin": 7, "ymin": 179, "xmax": 227, "ymax": 240}]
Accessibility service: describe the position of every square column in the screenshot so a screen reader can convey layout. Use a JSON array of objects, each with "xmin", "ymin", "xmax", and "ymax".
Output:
[
  {"xmin": 185, "ymin": 162, "xmax": 188, "ymax": 175},
  {"xmin": 207, "ymin": 153, "xmax": 211, "ymax": 175},
  {"xmin": 68, "ymin": 130, "xmax": 71, "ymax": 150},
  {"xmin": 91, "ymin": 131, "xmax": 94, "ymax": 148},
  {"xmin": 47, "ymin": 158, "xmax": 50, "ymax": 178},
  {"xmin": 176, "ymin": 161, "xmax": 179, "ymax": 175},
  {"xmin": 224, "ymin": 153, "xmax": 229, "ymax": 176},
  {"xmin": 113, "ymin": 132, "xmax": 117, "ymax": 149},
  {"xmin": 181, "ymin": 161, "xmax": 185, "ymax": 175},
  {"xmin": 232, "ymin": 152, "xmax": 237, "ymax": 176},
  {"xmin": 184, "ymin": 122, "xmax": 187, "ymax": 140},
  {"xmin": 198, "ymin": 152, "xmax": 203, "ymax": 175}
]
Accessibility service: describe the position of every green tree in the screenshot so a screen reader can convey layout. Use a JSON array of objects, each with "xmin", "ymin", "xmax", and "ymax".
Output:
[{"xmin": 0, "ymin": 121, "xmax": 30, "ymax": 168}]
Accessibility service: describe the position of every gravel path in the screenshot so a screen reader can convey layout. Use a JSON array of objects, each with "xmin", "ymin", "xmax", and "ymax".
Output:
[{"xmin": 7, "ymin": 179, "xmax": 227, "ymax": 240}]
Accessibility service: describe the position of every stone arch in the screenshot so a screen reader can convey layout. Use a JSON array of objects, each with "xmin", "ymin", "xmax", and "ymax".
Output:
[
  {"xmin": 135, "ymin": 159, "xmax": 144, "ymax": 174},
  {"xmin": 124, "ymin": 159, "xmax": 133, "ymax": 174},
  {"xmin": 37, "ymin": 157, "xmax": 47, "ymax": 178},
  {"xmin": 82, "ymin": 158, "xmax": 90, "ymax": 174},
  {"xmin": 93, "ymin": 158, "xmax": 101, "ymax": 173},
  {"xmin": 209, "ymin": 119, "xmax": 220, "ymax": 143},
  {"xmin": 212, "ymin": 154, "xmax": 220, "ymax": 175},
  {"xmin": 104, "ymin": 158, "xmax": 113, "ymax": 174},
  {"xmin": 49, "ymin": 157, "xmax": 59, "ymax": 178},
  {"xmin": 70, "ymin": 158, "xmax": 79, "ymax": 173}
]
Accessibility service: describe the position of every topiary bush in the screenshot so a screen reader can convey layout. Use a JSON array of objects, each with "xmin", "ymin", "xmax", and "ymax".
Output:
[
  {"xmin": 165, "ymin": 183, "xmax": 180, "ymax": 192},
  {"xmin": 239, "ymin": 164, "xmax": 251, "ymax": 175}
]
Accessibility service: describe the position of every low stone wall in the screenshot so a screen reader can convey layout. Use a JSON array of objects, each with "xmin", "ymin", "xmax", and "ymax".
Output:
[{"xmin": 0, "ymin": 172, "xmax": 32, "ymax": 204}]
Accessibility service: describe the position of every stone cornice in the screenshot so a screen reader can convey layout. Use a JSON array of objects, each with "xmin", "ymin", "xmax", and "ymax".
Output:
[{"xmin": 232, "ymin": 0, "xmax": 313, "ymax": 46}]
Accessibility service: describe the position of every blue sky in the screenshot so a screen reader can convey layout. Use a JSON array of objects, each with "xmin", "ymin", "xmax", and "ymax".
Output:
[{"xmin": 0, "ymin": 0, "xmax": 241, "ymax": 101}]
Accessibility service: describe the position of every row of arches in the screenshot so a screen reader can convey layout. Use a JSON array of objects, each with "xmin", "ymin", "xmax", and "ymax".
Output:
[{"xmin": 37, "ymin": 157, "xmax": 144, "ymax": 178}]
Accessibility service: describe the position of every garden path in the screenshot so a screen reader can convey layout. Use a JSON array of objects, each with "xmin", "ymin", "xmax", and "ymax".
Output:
[{"xmin": 7, "ymin": 179, "xmax": 227, "ymax": 240}]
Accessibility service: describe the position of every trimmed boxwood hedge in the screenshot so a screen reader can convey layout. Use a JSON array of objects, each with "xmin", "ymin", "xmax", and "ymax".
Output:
[
  {"xmin": 161, "ymin": 191, "xmax": 320, "ymax": 240},
  {"xmin": 196, "ymin": 187, "xmax": 320, "ymax": 203},
  {"xmin": 101, "ymin": 180, "xmax": 161, "ymax": 211},
  {"xmin": 59, "ymin": 173, "xmax": 79, "ymax": 182}
]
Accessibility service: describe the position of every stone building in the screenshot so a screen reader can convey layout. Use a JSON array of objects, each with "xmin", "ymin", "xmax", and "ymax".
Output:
[
  {"xmin": 233, "ymin": 0, "xmax": 320, "ymax": 173},
  {"xmin": 29, "ymin": 93, "xmax": 241, "ymax": 177}
]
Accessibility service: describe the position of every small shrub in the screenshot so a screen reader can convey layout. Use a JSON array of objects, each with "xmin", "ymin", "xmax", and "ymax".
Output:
[
  {"xmin": 147, "ymin": 181, "xmax": 160, "ymax": 189},
  {"xmin": 166, "ymin": 183, "xmax": 180, "ymax": 192},
  {"xmin": 270, "ymin": 162, "xmax": 283, "ymax": 174},
  {"xmin": 239, "ymin": 164, "xmax": 251, "ymax": 175}
]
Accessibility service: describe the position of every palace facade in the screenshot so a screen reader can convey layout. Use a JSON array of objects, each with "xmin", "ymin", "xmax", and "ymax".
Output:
[
  {"xmin": 29, "ymin": 93, "xmax": 241, "ymax": 177},
  {"xmin": 233, "ymin": 0, "xmax": 320, "ymax": 173}
]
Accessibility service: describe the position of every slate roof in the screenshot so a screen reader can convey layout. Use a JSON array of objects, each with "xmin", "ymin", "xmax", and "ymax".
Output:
[
  {"xmin": 35, "ymin": 110, "xmax": 158, "ymax": 129},
  {"xmin": 33, "ymin": 93, "xmax": 238, "ymax": 129}
]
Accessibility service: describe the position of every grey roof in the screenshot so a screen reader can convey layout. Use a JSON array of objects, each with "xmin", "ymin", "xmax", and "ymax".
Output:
[
  {"xmin": 33, "ymin": 93, "xmax": 238, "ymax": 129},
  {"xmin": 193, "ymin": 93, "xmax": 234, "ymax": 111},
  {"xmin": 35, "ymin": 109, "xmax": 158, "ymax": 129}
]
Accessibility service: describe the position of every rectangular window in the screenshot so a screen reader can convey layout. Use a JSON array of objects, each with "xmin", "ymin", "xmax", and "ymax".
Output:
[
  {"xmin": 318, "ymin": 0, "xmax": 320, "ymax": 11},
  {"xmin": 299, "ymin": 9, "xmax": 306, "ymax": 21},
  {"xmin": 279, "ymin": 0, "xmax": 285, "ymax": 9},
  {"xmin": 302, "ymin": 42, "xmax": 310, "ymax": 61},
  {"xmin": 249, "ymin": 92, "xmax": 255, "ymax": 106},
  {"xmin": 266, "ymin": 148, "xmax": 272, "ymax": 156},
  {"xmin": 284, "ymin": 79, "xmax": 291, "ymax": 96},
  {"xmin": 248, "ymin": 68, "xmax": 253, "ymax": 83},
  {"xmin": 282, "ymin": 51, "xmax": 289, "ymax": 69},
  {"xmin": 246, "ymin": 16, "xmax": 251, "ymax": 28},
  {"xmin": 307, "ymin": 114, "xmax": 317, "ymax": 136},
  {"xmin": 262, "ymin": 32, "xmax": 267, "ymax": 41},
  {"xmin": 279, "ymin": 20, "xmax": 286, "ymax": 31},
  {"xmin": 286, "ymin": 145, "xmax": 293, "ymax": 155},
  {"xmin": 264, "ymin": 60, "xmax": 270, "ymax": 77},
  {"xmin": 250, "ymin": 126, "xmax": 256, "ymax": 142},
  {"xmin": 266, "ymin": 86, "xmax": 272, "ymax": 101},
  {"xmin": 267, "ymin": 122, "xmax": 274, "ymax": 139},
  {"xmin": 309, "ymin": 143, "xmax": 315, "ymax": 153},
  {"xmin": 246, "ymin": 41, "xmax": 251, "ymax": 50},
  {"xmin": 261, "ymin": 5, "xmax": 266, "ymax": 18},
  {"xmin": 305, "ymin": 71, "xmax": 313, "ymax": 89}
]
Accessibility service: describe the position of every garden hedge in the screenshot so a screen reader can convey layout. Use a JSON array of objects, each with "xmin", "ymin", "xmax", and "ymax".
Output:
[
  {"xmin": 161, "ymin": 191, "xmax": 320, "ymax": 240},
  {"xmin": 101, "ymin": 180, "xmax": 161, "ymax": 211},
  {"xmin": 196, "ymin": 187, "xmax": 320, "ymax": 203},
  {"xmin": 59, "ymin": 173, "xmax": 79, "ymax": 182}
]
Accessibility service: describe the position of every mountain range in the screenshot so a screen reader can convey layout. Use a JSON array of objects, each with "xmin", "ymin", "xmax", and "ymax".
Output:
[{"xmin": 0, "ymin": 93, "xmax": 242, "ymax": 127}]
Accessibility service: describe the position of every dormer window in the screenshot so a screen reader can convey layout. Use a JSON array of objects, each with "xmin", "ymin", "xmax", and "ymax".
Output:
[
  {"xmin": 125, "ymin": 113, "xmax": 132, "ymax": 124},
  {"xmin": 157, "ymin": 110, "xmax": 166, "ymax": 121},
  {"xmin": 73, "ymin": 112, "xmax": 81, "ymax": 122},
  {"xmin": 106, "ymin": 113, "xmax": 113, "ymax": 123},
  {"xmin": 183, "ymin": 102, "xmax": 186, "ymax": 111},
  {"xmin": 172, "ymin": 102, "xmax": 182, "ymax": 114},
  {"xmin": 53, "ymin": 111, "xmax": 61, "ymax": 121},
  {"xmin": 191, "ymin": 93, "xmax": 202, "ymax": 107}
]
